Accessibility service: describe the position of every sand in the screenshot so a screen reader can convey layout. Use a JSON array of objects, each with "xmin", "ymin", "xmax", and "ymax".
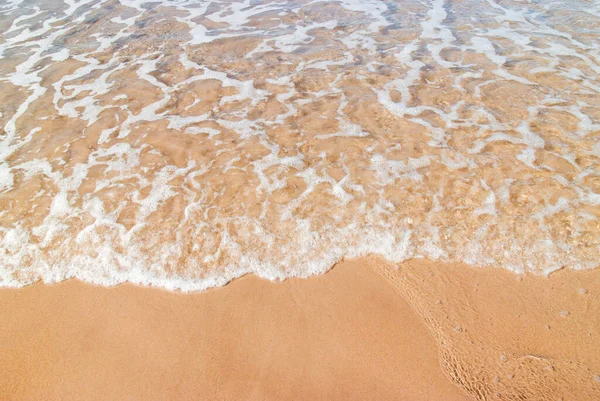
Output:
[
  {"xmin": 0, "ymin": 259, "xmax": 469, "ymax": 401},
  {"xmin": 0, "ymin": 258, "xmax": 599, "ymax": 401},
  {"xmin": 373, "ymin": 259, "xmax": 600, "ymax": 400}
]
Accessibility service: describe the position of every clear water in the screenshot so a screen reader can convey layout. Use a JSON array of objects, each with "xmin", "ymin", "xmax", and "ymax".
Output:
[{"xmin": 1, "ymin": 0, "xmax": 599, "ymax": 290}]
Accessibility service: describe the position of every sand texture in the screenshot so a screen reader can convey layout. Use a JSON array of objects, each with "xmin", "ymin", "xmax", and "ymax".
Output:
[
  {"xmin": 1, "ymin": 258, "xmax": 599, "ymax": 400},
  {"xmin": 0, "ymin": 259, "xmax": 470, "ymax": 401},
  {"xmin": 2, "ymin": 1, "xmax": 600, "ymax": 399},
  {"xmin": 373, "ymin": 259, "xmax": 600, "ymax": 400}
]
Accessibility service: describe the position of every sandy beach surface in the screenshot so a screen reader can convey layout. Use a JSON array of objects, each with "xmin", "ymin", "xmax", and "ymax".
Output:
[
  {"xmin": 1, "ymin": 1, "xmax": 600, "ymax": 398},
  {"xmin": 0, "ymin": 259, "xmax": 470, "ymax": 401},
  {"xmin": 374, "ymin": 259, "xmax": 600, "ymax": 400},
  {"xmin": 1, "ymin": 258, "xmax": 599, "ymax": 401}
]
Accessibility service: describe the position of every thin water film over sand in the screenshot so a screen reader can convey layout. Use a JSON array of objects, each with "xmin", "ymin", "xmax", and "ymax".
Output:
[{"xmin": 1, "ymin": 0, "xmax": 599, "ymax": 289}]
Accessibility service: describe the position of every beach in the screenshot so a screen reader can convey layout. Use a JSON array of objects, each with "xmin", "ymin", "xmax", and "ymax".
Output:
[
  {"xmin": 1, "ymin": 0, "xmax": 600, "ymax": 398},
  {"xmin": 1, "ymin": 259, "xmax": 470, "ymax": 401},
  {"xmin": 1, "ymin": 258, "xmax": 599, "ymax": 400}
]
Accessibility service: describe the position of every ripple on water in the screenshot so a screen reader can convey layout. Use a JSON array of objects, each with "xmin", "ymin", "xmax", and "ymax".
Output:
[{"xmin": 0, "ymin": 0, "xmax": 600, "ymax": 290}]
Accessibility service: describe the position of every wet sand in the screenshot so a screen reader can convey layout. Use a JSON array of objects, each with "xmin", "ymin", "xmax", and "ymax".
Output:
[
  {"xmin": 0, "ymin": 259, "xmax": 470, "ymax": 401},
  {"xmin": 374, "ymin": 259, "xmax": 600, "ymax": 400},
  {"xmin": 1, "ymin": 258, "xmax": 599, "ymax": 400}
]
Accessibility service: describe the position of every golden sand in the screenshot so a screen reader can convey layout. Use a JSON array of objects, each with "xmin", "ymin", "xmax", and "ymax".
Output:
[
  {"xmin": 373, "ymin": 259, "xmax": 600, "ymax": 400},
  {"xmin": 0, "ymin": 259, "xmax": 469, "ymax": 401},
  {"xmin": 1, "ymin": 258, "xmax": 599, "ymax": 400}
]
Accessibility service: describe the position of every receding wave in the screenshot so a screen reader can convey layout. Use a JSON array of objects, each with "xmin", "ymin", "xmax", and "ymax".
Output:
[{"xmin": 1, "ymin": 0, "xmax": 599, "ymax": 290}]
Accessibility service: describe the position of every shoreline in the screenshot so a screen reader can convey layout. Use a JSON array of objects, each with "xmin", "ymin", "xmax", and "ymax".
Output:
[
  {"xmin": 0, "ymin": 258, "xmax": 470, "ymax": 401},
  {"xmin": 1, "ymin": 257, "xmax": 599, "ymax": 400},
  {"xmin": 2, "ymin": 1, "xmax": 599, "ymax": 400}
]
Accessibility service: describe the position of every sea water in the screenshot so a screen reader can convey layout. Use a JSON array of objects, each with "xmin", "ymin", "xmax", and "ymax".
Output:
[{"xmin": 0, "ymin": 0, "xmax": 599, "ymax": 290}]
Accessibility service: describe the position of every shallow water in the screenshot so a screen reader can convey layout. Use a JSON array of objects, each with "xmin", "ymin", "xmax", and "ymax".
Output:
[{"xmin": 0, "ymin": 0, "xmax": 599, "ymax": 290}]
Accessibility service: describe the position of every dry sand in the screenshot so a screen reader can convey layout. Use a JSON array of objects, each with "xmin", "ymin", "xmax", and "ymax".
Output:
[{"xmin": 1, "ymin": 258, "xmax": 599, "ymax": 401}]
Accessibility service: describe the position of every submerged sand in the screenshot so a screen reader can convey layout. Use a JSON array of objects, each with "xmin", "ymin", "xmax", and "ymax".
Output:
[
  {"xmin": 1, "ymin": 258, "xmax": 598, "ymax": 401},
  {"xmin": 2, "ymin": 0, "xmax": 600, "ymax": 289}
]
